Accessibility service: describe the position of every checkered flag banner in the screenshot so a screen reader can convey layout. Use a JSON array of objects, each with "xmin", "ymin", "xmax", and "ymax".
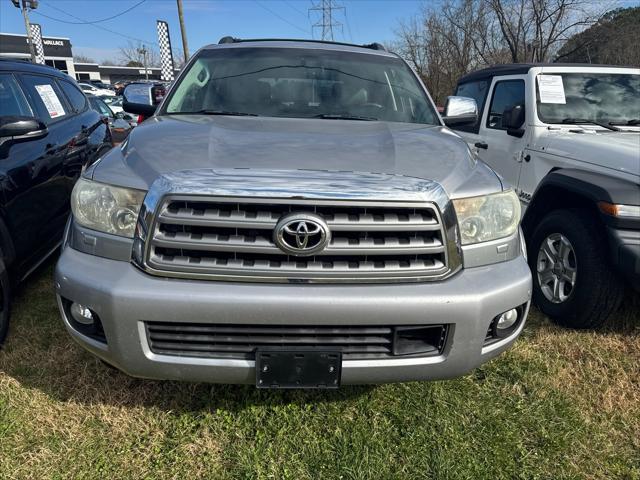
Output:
[
  {"xmin": 29, "ymin": 23, "xmax": 46, "ymax": 64},
  {"xmin": 156, "ymin": 20, "xmax": 175, "ymax": 81}
]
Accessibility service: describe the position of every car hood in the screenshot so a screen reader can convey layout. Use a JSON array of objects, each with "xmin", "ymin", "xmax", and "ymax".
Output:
[
  {"xmin": 536, "ymin": 130, "xmax": 640, "ymax": 180},
  {"xmin": 91, "ymin": 115, "xmax": 501, "ymax": 198}
]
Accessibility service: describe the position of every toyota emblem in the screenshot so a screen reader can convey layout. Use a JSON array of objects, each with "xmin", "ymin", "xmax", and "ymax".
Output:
[{"xmin": 274, "ymin": 213, "xmax": 330, "ymax": 256}]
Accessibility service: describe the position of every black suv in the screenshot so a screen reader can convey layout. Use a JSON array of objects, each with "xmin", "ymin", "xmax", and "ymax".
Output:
[{"xmin": 0, "ymin": 60, "xmax": 111, "ymax": 343}]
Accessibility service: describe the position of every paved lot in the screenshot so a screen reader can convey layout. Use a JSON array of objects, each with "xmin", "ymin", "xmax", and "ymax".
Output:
[{"xmin": 0, "ymin": 260, "xmax": 638, "ymax": 479}]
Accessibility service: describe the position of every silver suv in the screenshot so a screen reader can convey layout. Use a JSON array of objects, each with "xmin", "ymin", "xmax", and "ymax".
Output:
[{"xmin": 55, "ymin": 38, "xmax": 531, "ymax": 388}]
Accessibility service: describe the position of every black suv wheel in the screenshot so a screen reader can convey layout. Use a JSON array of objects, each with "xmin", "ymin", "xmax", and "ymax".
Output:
[{"xmin": 529, "ymin": 209, "xmax": 624, "ymax": 329}]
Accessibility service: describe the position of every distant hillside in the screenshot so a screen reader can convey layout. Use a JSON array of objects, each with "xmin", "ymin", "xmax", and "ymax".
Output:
[{"xmin": 556, "ymin": 7, "xmax": 640, "ymax": 66}]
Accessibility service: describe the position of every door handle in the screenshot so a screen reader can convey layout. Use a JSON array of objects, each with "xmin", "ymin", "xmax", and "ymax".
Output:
[
  {"xmin": 524, "ymin": 154, "xmax": 531, "ymax": 162},
  {"xmin": 474, "ymin": 142, "xmax": 488, "ymax": 150}
]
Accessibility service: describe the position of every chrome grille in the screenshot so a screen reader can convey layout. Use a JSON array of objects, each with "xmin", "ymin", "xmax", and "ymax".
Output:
[{"xmin": 143, "ymin": 197, "xmax": 450, "ymax": 282}]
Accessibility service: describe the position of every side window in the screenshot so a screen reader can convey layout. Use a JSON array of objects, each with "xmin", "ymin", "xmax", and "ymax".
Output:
[
  {"xmin": 58, "ymin": 79, "xmax": 87, "ymax": 113},
  {"xmin": 89, "ymin": 97, "xmax": 113, "ymax": 117},
  {"xmin": 486, "ymin": 80, "xmax": 525, "ymax": 130},
  {"xmin": 454, "ymin": 80, "xmax": 489, "ymax": 133},
  {"xmin": 0, "ymin": 73, "xmax": 33, "ymax": 117},
  {"xmin": 19, "ymin": 74, "xmax": 69, "ymax": 124}
]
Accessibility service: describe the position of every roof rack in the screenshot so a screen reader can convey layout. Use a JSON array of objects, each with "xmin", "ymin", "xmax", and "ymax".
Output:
[{"xmin": 217, "ymin": 36, "xmax": 387, "ymax": 52}]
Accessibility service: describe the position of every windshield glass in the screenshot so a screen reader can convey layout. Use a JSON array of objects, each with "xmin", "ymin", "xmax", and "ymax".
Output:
[
  {"xmin": 536, "ymin": 72, "xmax": 639, "ymax": 125},
  {"xmin": 164, "ymin": 47, "xmax": 438, "ymax": 125}
]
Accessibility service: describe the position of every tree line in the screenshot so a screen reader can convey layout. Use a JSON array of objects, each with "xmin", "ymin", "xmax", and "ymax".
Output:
[
  {"xmin": 74, "ymin": 41, "xmax": 185, "ymax": 70},
  {"xmin": 392, "ymin": 1, "xmax": 639, "ymax": 105}
]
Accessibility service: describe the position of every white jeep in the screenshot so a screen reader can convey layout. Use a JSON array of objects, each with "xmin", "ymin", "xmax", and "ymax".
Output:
[{"xmin": 447, "ymin": 64, "xmax": 639, "ymax": 328}]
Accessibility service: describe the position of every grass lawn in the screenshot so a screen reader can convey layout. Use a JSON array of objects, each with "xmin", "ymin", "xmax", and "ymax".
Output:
[{"xmin": 1, "ymin": 262, "xmax": 638, "ymax": 479}]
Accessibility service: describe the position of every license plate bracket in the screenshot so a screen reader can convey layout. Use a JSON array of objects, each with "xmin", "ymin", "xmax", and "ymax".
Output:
[{"xmin": 255, "ymin": 349, "xmax": 342, "ymax": 389}]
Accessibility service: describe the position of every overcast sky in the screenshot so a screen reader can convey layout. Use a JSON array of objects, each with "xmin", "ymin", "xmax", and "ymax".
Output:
[{"xmin": 0, "ymin": 0, "xmax": 430, "ymax": 63}]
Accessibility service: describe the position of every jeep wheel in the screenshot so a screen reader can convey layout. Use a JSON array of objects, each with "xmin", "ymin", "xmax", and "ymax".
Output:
[
  {"xmin": 529, "ymin": 209, "xmax": 624, "ymax": 329},
  {"xmin": 0, "ymin": 259, "xmax": 10, "ymax": 345}
]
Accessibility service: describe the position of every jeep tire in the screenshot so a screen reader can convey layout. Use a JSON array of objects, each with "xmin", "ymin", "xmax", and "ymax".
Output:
[{"xmin": 529, "ymin": 209, "xmax": 624, "ymax": 329}]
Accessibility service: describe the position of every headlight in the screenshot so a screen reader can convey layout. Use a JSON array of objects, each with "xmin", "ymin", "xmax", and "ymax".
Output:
[
  {"xmin": 71, "ymin": 178, "xmax": 146, "ymax": 238},
  {"xmin": 453, "ymin": 190, "xmax": 521, "ymax": 245}
]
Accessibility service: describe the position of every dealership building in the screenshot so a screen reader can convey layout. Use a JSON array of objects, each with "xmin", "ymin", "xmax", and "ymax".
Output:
[{"xmin": 0, "ymin": 32, "xmax": 167, "ymax": 83}]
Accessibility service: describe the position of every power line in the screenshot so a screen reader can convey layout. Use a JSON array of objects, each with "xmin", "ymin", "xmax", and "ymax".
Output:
[
  {"xmin": 31, "ymin": 0, "xmax": 146, "ymax": 25},
  {"xmin": 309, "ymin": 0, "xmax": 344, "ymax": 41},
  {"xmin": 252, "ymin": 0, "xmax": 309, "ymax": 35},
  {"xmin": 282, "ymin": 0, "xmax": 308, "ymax": 18},
  {"xmin": 36, "ymin": 0, "xmax": 157, "ymax": 47}
]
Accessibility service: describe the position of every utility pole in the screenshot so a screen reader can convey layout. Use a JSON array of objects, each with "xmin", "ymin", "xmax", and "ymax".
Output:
[
  {"xmin": 13, "ymin": 0, "xmax": 38, "ymax": 62},
  {"xmin": 309, "ymin": 0, "xmax": 344, "ymax": 41},
  {"xmin": 176, "ymin": 0, "xmax": 189, "ymax": 63},
  {"xmin": 138, "ymin": 46, "xmax": 149, "ymax": 80}
]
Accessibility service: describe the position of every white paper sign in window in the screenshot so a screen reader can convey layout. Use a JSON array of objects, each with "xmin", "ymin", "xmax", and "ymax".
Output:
[
  {"xmin": 35, "ymin": 84, "xmax": 66, "ymax": 118},
  {"xmin": 537, "ymin": 75, "xmax": 566, "ymax": 104}
]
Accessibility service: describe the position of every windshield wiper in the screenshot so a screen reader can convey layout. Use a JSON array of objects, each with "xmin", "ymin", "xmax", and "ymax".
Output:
[
  {"xmin": 173, "ymin": 110, "xmax": 259, "ymax": 116},
  {"xmin": 560, "ymin": 118, "xmax": 620, "ymax": 131},
  {"xmin": 608, "ymin": 119, "xmax": 640, "ymax": 126},
  {"xmin": 313, "ymin": 113, "xmax": 378, "ymax": 121}
]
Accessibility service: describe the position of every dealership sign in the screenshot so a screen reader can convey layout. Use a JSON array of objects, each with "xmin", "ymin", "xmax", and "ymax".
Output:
[{"xmin": 0, "ymin": 33, "xmax": 72, "ymax": 58}]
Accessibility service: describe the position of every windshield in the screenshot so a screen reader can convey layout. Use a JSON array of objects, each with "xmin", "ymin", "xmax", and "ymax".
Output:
[
  {"xmin": 536, "ymin": 72, "xmax": 639, "ymax": 125},
  {"xmin": 164, "ymin": 47, "xmax": 438, "ymax": 125}
]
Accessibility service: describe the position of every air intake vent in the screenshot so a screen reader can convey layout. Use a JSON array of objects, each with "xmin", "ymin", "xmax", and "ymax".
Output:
[{"xmin": 145, "ymin": 322, "xmax": 448, "ymax": 360}]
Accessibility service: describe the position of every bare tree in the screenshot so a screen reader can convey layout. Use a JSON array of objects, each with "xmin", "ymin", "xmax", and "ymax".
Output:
[
  {"xmin": 73, "ymin": 54, "xmax": 95, "ymax": 64},
  {"xmin": 393, "ymin": 0, "xmax": 604, "ymax": 103},
  {"xmin": 555, "ymin": 6, "xmax": 640, "ymax": 66},
  {"xmin": 118, "ymin": 41, "xmax": 160, "ymax": 68},
  {"xmin": 395, "ymin": 0, "xmax": 506, "ymax": 104},
  {"xmin": 485, "ymin": 0, "xmax": 603, "ymax": 62},
  {"xmin": 172, "ymin": 48, "xmax": 186, "ymax": 70}
]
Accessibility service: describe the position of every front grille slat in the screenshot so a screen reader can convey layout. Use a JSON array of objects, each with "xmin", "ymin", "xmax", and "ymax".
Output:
[
  {"xmin": 145, "ymin": 322, "xmax": 447, "ymax": 360},
  {"xmin": 147, "ymin": 332, "xmax": 392, "ymax": 345},
  {"xmin": 153, "ymin": 230, "xmax": 446, "ymax": 256},
  {"xmin": 146, "ymin": 197, "xmax": 449, "ymax": 282},
  {"xmin": 147, "ymin": 325, "xmax": 393, "ymax": 335},
  {"xmin": 327, "ymin": 213, "xmax": 441, "ymax": 231},
  {"xmin": 159, "ymin": 208, "xmax": 277, "ymax": 229}
]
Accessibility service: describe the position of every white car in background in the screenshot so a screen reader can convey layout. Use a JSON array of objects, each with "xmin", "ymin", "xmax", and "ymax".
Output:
[
  {"xmin": 100, "ymin": 96, "xmax": 139, "ymax": 127},
  {"xmin": 79, "ymin": 82, "xmax": 115, "ymax": 97}
]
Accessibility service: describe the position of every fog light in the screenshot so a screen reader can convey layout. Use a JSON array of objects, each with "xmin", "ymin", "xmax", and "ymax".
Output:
[
  {"xmin": 497, "ymin": 308, "xmax": 518, "ymax": 330},
  {"xmin": 70, "ymin": 303, "xmax": 94, "ymax": 325}
]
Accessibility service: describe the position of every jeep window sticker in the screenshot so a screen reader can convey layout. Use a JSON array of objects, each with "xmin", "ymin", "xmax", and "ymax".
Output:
[
  {"xmin": 537, "ymin": 75, "xmax": 566, "ymax": 104},
  {"xmin": 34, "ymin": 84, "xmax": 66, "ymax": 118}
]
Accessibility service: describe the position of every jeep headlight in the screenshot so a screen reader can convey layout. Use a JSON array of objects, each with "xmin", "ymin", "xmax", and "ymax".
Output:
[
  {"xmin": 453, "ymin": 190, "xmax": 521, "ymax": 245},
  {"xmin": 71, "ymin": 178, "xmax": 146, "ymax": 238}
]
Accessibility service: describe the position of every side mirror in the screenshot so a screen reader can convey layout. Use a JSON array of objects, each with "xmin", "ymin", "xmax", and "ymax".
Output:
[
  {"xmin": 442, "ymin": 96, "xmax": 478, "ymax": 127},
  {"xmin": 503, "ymin": 104, "xmax": 525, "ymax": 138},
  {"xmin": 115, "ymin": 111, "xmax": 125, "ymax": 119},
  {"xmin": 0, "ymin": 116, "xmax": 48, "ymax": 142},
  {"xmin": 122, "ymin": 83, "xmax": 157, "ymax": 117}
]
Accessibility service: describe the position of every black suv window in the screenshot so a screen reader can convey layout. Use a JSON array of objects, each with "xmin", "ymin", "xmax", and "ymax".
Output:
[
  {"xmin": 0, "ymin": 73, "xmax": 33, "ymax": 117},
  {"xmin": 487, "ymin": 80, "xmax": 525, "ymax": 130},
  {"xmin": 88, "ymin": 96, "xmax": 113, "ymax": 118},
  {"xmin": 20, "ymin": 74, "xmax": 69, "ymax": 124},
  {"xmin": 58, "ymin": 79, "xmax": 87, "ymax": 113},
  {"xmin": 455, "ymin": 80, "xmax": 489, "ymax": 133}
]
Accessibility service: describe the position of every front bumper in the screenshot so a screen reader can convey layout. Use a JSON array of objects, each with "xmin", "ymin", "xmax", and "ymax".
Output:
[
  {"xmin": 607, "ymin": 227, "xmax": 640, "ymax": 290},
  {"xmin": 55, "ymin": 246, "xmax": 532, "ymax": 385}
]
